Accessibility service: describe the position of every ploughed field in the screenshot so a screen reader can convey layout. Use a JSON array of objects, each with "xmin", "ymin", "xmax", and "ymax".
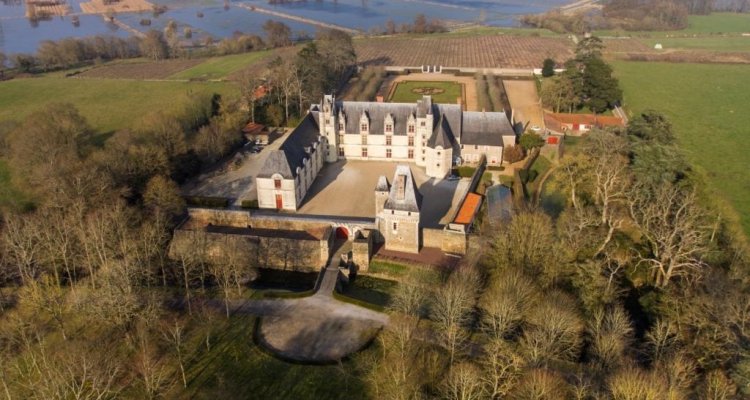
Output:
[{"xmin": 355, "ymin": 35, "xmax": 574, "ymax": 69}]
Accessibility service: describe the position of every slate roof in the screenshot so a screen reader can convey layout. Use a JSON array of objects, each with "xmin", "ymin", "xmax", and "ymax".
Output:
[
  {"xmin": 257, "ymin": 112, "xmax": 321, "ymax": 179},
  {"xmin": 461, "ymin": 111, "xmax": 515, "ymax": 147},
  {"xmin": 429, "ymin": 113, "xmax": 454, "ymax": 149},
  {"xmin": 384, "ymin": 165, "xmax": 422, "ymax": 213},
  {"xmin": 339, "ymin": 101, "xmax": 415, "ymax": 136},
  {"xmin": 375, "ymin": 175, "xmax": 390, "ymax": 192}
]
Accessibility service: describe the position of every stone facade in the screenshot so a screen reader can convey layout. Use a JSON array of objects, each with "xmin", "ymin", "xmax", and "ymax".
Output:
[
  {"xmin": 376, "ymin": 165, "xmax": 422, "ymax": 254},
  {"xmin": 257, "ymin": 94, "xmax": 517, "ymax": 212}
]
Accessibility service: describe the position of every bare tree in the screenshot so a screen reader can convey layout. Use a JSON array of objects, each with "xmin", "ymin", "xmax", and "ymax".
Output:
[
  {"xmin": 479, "ymin": 270, "xmax": 537, "ymax": 340},
  {"xmin": 630, "ymin": 185, "xmax": 710, "ymax": 287},
  {"xmin": 519, "ymin": 290, "xmax": 583, "ymax": 366},
  {"xmin": 587, "ymin": 305, "xmax": 633, "ymax": 370},
  {"xmin": 440, "ymin": 362, "xmax": 484, "ymax": 400},
  {"xmin": 162, "ymin": 319, "xmax": 187, "ymax": 388},
  {"xmin": 19, "ymin": 276, "xmax": 70, "ymax": 340},
  {"xmin": 480, "ymin": 338, "xmax": 522, "ymax": 399},
  {"xmin": 239, "ymin": 71, "xmax": 264, "ymax": 123},
  {"xmin": 430, "ymin": 266, "xmax": 479, "ymax": 365}
]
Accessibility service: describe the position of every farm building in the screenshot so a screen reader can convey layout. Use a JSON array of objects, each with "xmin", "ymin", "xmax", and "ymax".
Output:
[{"xmin": 544, "ymin": 112, "xmax": 625, "ymax": 135}]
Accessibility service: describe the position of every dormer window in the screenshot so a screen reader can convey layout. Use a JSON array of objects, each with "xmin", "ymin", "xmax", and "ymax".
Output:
[
  {"xmin": 274, "ymin": 179, "xmax": 281, "ymax": 189},
  {"xmin": 361, "ymin": 123, "xmax": 368, "ymax": 132},
  {"xmin": 339, "ymin": 122, "xmax": 344, "ymax": 131},
  {"xmin": 408, "ymin": 125, "xmax": 415, "ymax": 134},
  {"xmin": 385, "ymin": 124, "xmax": 392, "ymax": 133}
]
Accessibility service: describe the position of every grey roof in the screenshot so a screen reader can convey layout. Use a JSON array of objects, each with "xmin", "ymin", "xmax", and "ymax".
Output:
[
  {"xmin": 461, "ymin": 111, "xmax": 516, "ymax": 147},
  {"xmin": 384, "ymin": 165, "xmax": 422, "ymax": 213},
  {"xmin": 429, "ymin": 113, "xmax": 454, "ymax": 149},
  {"xmin": 375, "ymin": 175, "xmax": 390, "ymax": 192},
  {"xmin": 258, "ymin": 112, "xmax": 321, "ymax": 179},
  {"xmin": 338, "ymin": 101, "xmax": 415, "ymax": 136},
  {"xmin": 417, "ymin": 96, "xmax": 432, "ymax": 118}
]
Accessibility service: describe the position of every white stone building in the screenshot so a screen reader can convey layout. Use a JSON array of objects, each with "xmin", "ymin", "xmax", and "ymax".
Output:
[{"xmin": 257, "ymin": 94, "xmax": 517, "ymax": 211}]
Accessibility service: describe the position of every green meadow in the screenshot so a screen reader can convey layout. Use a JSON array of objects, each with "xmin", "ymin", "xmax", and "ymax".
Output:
[{"xmin": 612, "ymin": 61, "xmax": 750, "ymax": 235}]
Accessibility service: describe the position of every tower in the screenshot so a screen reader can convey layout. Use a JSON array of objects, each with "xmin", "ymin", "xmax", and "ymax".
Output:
[
  {"xmin": 375, "ymin": 175, "xmax": 390, "ymax": 216},
  {"xmin": 320, "ymin": 94, "xmax": 338, "ymax": 163},
  {"xmin": 377, "ymin": 165, "xmax": 422, "ymax": 254}
]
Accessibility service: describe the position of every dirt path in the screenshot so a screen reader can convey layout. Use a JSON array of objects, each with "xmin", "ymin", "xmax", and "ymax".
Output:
[{"xmin": 504, "ymin": 80, "xmax": 545, "ymax": 130}]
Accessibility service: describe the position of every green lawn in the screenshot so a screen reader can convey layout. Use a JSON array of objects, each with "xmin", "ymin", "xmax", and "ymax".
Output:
[
  {"xmin": 0, "ymin": 76, "xmax": 238, "ymax": 134},
  {"xmin": 389, "ymin": 81, "xmax": 463, "ymax": 104},
  {"xmin": 169, "ymin": 51, "xmax": 273, "ymax": 80},
  {"xmin": 642, "ymin": 36, "xmax": 750, "ymax": 52},
  {"xmin": 612, "ymin": 61, "xmax": 750, "ymax": 235},
  {"xmin": 181, "ymin": 315, "xmax": 368, "ymax": 399}
]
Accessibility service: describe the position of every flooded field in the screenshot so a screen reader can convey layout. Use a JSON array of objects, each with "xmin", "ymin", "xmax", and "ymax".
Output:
[{"xmin": 0, "ymin": 0, "xmax": 569, "ymax": 55}]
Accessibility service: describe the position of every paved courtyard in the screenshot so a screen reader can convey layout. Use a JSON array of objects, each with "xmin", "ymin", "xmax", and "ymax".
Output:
[{"xmin": 297, "ymin": 160, "xmax": 469, "ymax": 228}]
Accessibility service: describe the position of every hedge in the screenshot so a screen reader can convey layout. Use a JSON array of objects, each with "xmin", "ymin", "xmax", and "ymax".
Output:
[
  {"xmin": 455, "ymin": 166, "xmax": 476, "ymax": 178},
  {"xmin": 184, "ymin": 196, "xmax": 229, "ymax": 208},
  {"xmin": 487, "ymin": 165, "xmax": 505, "ymax": 171},
  {"xmin": 241, "ymin": 199, "xmax": 259, "ymax": 209},
  {"xmin": 332, "ymin": 291, "xmax": 386, "ymax": 312},
  {"xmin": 257, "ymin": 289, "xmax": 315, "ymax": 299}
]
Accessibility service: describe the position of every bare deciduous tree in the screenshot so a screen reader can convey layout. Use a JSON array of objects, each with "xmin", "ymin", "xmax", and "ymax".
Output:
[
  {"xmin": 441, "ymin": 362, "xmax": 484, "ymax": 400},
  {"xmin": 630, "ymin": 185, "xmax": 710, "ymax": 287},
  {"xmin": 430, "ymin": 266, "xmax": 479, "ymax": 365}
]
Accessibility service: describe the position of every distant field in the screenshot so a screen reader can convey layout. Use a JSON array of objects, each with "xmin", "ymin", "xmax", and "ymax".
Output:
[
  {"xmin": 169, "ymin": 50, "xmax": 274, "ymax": 80},
  {"xmin": 355, "ymin": 35, "xmax": 574, "ymax": 69},
  {"xmin": 641, "ymin": 36, "xmax": 750, "ymax": 52},
  {"xmin": 595, "ymin": 12, "xmax": 750, "ymax": 37},
  {"xmin": 389, "ymin": 81, "xmax": 463, "ymax": 104},
  {"xmin": 77, "ymin": 58, "xmax": 203, "ymax": 80},
  {"xmin": 612, "ymin": 61, "xmax": 750, "ymax": 235},
  {"xmin": 0, "ymin": 77, "xmax": 238, "ymax": 134}
]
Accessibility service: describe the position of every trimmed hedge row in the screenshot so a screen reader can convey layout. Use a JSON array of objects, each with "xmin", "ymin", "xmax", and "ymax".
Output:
[
  {"xmin": 184, "ymin": 196, "xmax": 229, "ymax": 208},
  {"xmin": 241, "ymin": 199, "xmax": 259, "ymax": 209},
  {"xmin": 455, "ymin": 166, "xmax": 476, "ymax": 178},
  {"xmin": 332, "ymin": 291, "xmax": 386, "ymax": 312}
]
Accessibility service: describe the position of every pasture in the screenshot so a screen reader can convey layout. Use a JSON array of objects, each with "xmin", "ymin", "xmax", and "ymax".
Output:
[
  {"xmin": 389, "ymin": 80, "xmax": 463, "ymax": 104},
  {"xmin": 612, "ymin": 61, "xmax": 750, "ymax": 236},
  {"xmin": 169, "ymin": 50, "xmax": 275, "ymax": 81},
  {"xmin": 0, "ymin": 76, "xmax": 238, "ymax": 134},
  {"xmin": 77, "ymin": 58, "xmax": 203, "ymax": 80}
]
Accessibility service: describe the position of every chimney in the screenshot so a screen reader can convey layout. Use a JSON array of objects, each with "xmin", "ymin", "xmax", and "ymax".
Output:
[{"xmin": 376, "ymin": 95, "xmax": 384, "ymax": 103}]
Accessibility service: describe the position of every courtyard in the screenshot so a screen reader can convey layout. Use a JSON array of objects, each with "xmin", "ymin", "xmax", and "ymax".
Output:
[
  {"xmin": 297, "ymin": 160, "xmax": 469, "ymax": 229},
  {"xmin": 383, "ymin": 72, "xmax": 478, "ymax": 110}
]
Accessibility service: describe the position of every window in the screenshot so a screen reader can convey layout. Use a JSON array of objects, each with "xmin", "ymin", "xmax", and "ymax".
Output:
[
  {"xmin": 361, "ymin": 123, "xmax": 368, "ymax": 132},
  {"xmin": 385, "ymin": 124, "xmax": 392, "ymax": 133},
  {"xmin": 338, "ymin": 147, "xmax": 344, "ymax": 157},
  {"xmin": 408, "ymin": 136, "xmax": 414, "ymax": 146},
  {"xmin": 361, "ymin": 135, "xmax": 368, "ymax": 145},
  {"xmin": 326, "ymin": 118, "xmax": 331, "ymax": 125},
  {"xmin": 421, "ymin": 157, "xmax": 425, "ymax": 162},
  {"xmin": 339, "ymin": 123, "xmax": 344, "ymax": 131},
  {"xmin": 408, "ymin": 149, "xmax": 414, "ymax": 159},
  {"xmin": 386, "ymin": 149, "xmax": 392, "ymax": 158},
  {"xmin": 408, "ymin": 125, "xmax": 415, "ymax": 134},
  {"xmin": 437, "ymin": 151, "xmax": 441, "ymax": 156},
  {"xmin": 274, "ymin": 179, "xmax": 281, "ymax": 189},
  {"xmin": 475, "ymin": 145, "xmax": 478, "ymax": 150},
  {"xmin": 338, "ymin": 134, "xmax": 343, "ymax": 143},
  {"xmin": 362, "ymin": 147, "xmax": 368, "ymax": 157},
  {"xmin": 422, "ymin": 149, "xmax": 425, "ymax": 154},
  {"xmin": 437, "ymin": 163, "xmax": 441, "ymax": 167},
  {"xmin": 386, "ymin": 136, "xmax": 392, "ymax": 146},
  {"xmin": 392, "ymin": 222, "xmax": 398, "ymax": 231},
  {"xmin": 420, "ymin": 121, "xmax": 426, "ymax": 127}
]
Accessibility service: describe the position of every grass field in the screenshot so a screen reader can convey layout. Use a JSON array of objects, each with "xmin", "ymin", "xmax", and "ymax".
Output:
[
  {"xmin": 612, "ymin": 61, "xmax": 750, "ymax": 235},
  {"xmin": 0, "ymin": 77, "xmax": 238, "ymax": 134},
  {"xmin": 641, "ymin": 36, "xmax": 750, "ymax": 52},
  {"xmin": 390, "ymin": 81, "xmax": 463, "ymax": 104},
  {"xmin": 595, "ymin": 12, "xmax": 750, "ymax": 37},
  {"xmin": 181, "ymin": 314, "xmax": 368, "ymax": 399},
  {"xmin": 169, "ymin": 50, "xmax": 273, "ymax": 80}
]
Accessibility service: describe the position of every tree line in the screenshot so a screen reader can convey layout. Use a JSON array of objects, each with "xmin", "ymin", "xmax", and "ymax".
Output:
[
  {"xmin": 540, "ymin": 37, "xmax": 623, "ymax": 113},
  {"xmin": 1, "ymin": 19, "xmax": 297, "ymax": 73},
  {"xmin": 354, "ymin": 109, "xmax": 750, "ymax": 398}
]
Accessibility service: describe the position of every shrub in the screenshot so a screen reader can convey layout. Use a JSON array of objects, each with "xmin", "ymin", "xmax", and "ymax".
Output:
[
  {"xmin": 520, "ymin": 133, "xmax": 545, "ymax": 151},
  {"xmin": 504, "ymin": 145, "xmax": 525, "ymax": 163},
  {"xmin": 455, "ymin": 166, "xmax": 476, "ymax": 178},
  {"xmin": 542, "ymin": 58, "xmax": 556, "ymax": 77},
  {"xmin": 183, "ymin": 196, "xmax": 229, "ymax": 208},
  {"xmin": 241, "ymin": 199, "xmax": 259, "ymax": 209},
  {"xmin": 487, "ymin": 165, "xmax": 505, "ymax": 171}
]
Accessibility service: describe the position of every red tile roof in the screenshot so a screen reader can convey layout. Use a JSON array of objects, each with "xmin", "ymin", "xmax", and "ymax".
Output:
[
  {"xmin": 454, "ymin": 193, "xmax": 482, "ymax": 225},
  {"xmin": 242, "ymin": 122, "xmax": 265, "ymax": 135},
  {"xmin": 546, "ymin": 112, "xmax": 625, "ymax": 128}
]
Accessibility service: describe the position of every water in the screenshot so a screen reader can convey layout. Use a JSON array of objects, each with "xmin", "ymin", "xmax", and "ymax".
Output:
[{"xmin": 0, "ymin": 0, "xmax": 568, "ymax": 55}]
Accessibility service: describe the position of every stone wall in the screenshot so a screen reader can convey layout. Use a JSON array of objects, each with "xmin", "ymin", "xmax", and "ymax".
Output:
[
  {"xmin": 422, "ymin": 228, "xmax": 444, "ymax": 248},
  {"xmin": 352, "ymin": 230, "xmax": 374, "ymax": 271},
  {"xmin": 441, "ymin": 228, "xmax": 468, "ymax": 255},
  {"xmin": 170, "ymin": 222, "xmax": 333, "ymax": 272}
]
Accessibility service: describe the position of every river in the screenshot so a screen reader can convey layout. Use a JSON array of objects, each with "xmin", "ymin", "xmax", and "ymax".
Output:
[{"xmin": 0, "ymin": 0, "xmax": 570, "ymax": 55}]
